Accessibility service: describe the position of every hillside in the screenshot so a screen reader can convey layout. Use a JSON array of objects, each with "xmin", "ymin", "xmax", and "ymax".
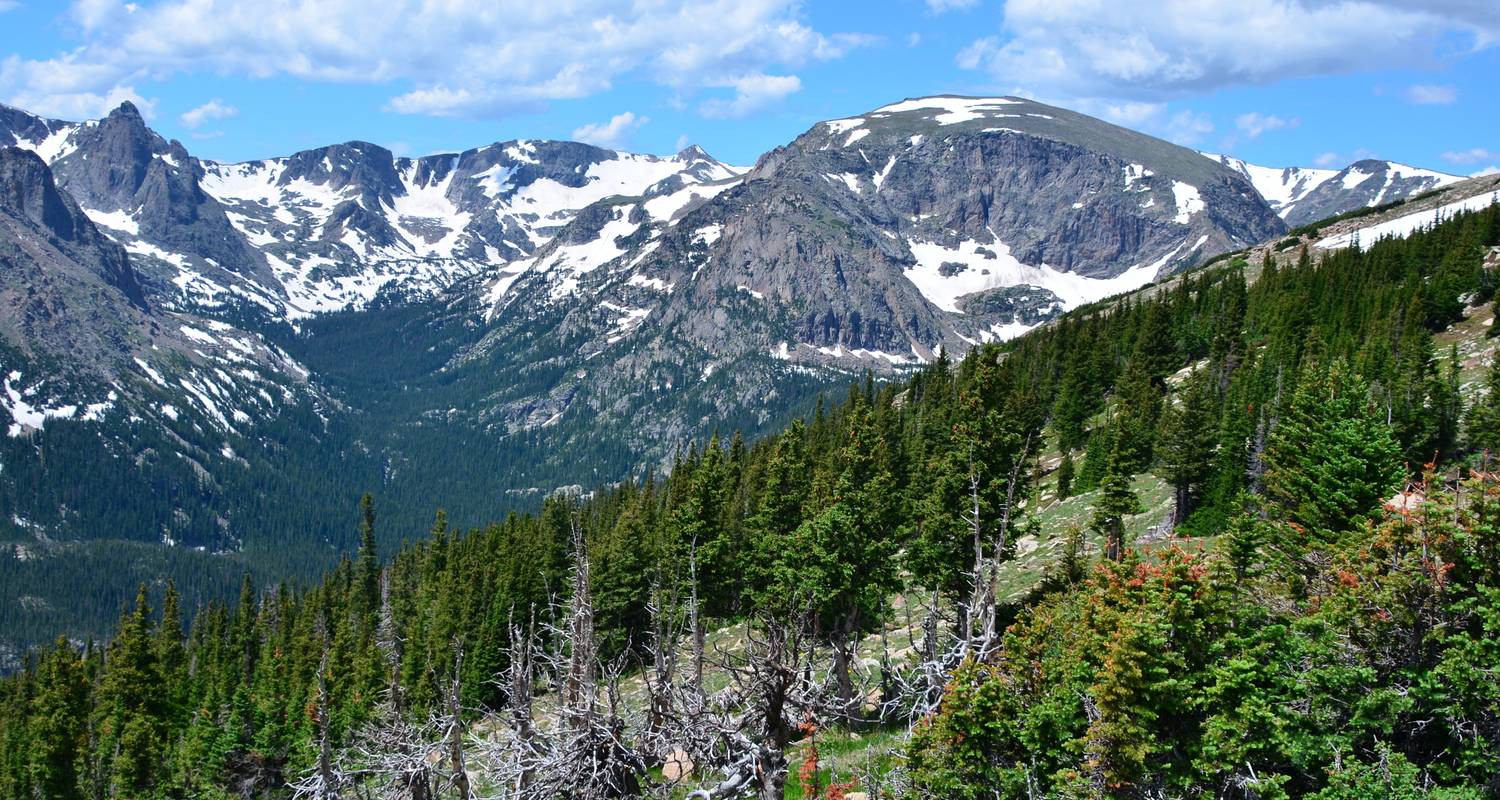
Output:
[{"xmin": 1, "ymin": 184, "xmax": 1496, "ymax": 799}]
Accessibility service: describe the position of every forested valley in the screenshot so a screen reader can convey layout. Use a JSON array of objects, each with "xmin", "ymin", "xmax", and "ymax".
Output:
[{"xmin": 3, "ymin": 204, "xmax": 1500, "ymax": 799}]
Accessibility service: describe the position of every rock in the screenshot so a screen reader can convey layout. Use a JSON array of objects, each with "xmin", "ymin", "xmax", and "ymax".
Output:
[{"xmin": 661, "ymin": 747, "xmax": 694, "ymax": 781}]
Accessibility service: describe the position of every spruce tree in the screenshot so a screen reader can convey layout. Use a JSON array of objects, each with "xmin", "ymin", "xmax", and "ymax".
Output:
[
  {"xmin": 1263, "ymin": 362, "xmax": 1403, "ymax": 533},
  {"xmin": 1091, "ymin": 439, "xmax": 1141, "ymax": 562},
  {"xmin": 1466, "ymin": 356, "xmax": 1500, "ymax": 458},
  {"xmin": 1156, "ymin": 369, "xmax": 1218, "ymax": 527},
  {"xmin": 1056, "ymin": 450, "xmax": 1075, "ymax": 501},
  {"xmin": 95, "ymin": 586, "xmax": 164, "ymax": 799},
  {"xmin": 26, "ymin": 638, "xmax": 87, "ymax": 800}
]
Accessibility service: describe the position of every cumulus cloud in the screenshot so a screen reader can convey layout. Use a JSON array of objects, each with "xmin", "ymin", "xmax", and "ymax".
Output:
[
  {"xmin": 958, "ymin": 0, "xmax": 1496, "ymax": 100},
  {"xmin": 1442, "ymin": 147, "xmax": 1499, "ymax": 165},
  {"xmin": 1060, "ymin": 98, "xmax": 1213, "ymax": 146},
  {"xmin": 1312, "ymin": 148, "xmax": 1379, "ymax": 168},
  {"xmin": 180, "ymin": 99, "xmax": 236, "ymax": 129},
  {"xmin": 1235, "ymin": 112, "xmax": 1298, "ymax": 139},
  {"xmin": 1, "ymin": 0, "xmax": 869, "ymax": 120},
  {"xmin": 1470, "ymin": 166, "xmax": 1500, "ymax": 177},
  {"xmin": 0, "ymin": 52, "xmax": 154, "ymax": 120},
  {"xmin": 1403, "ymin": 84, "xmax": 1458, "ymax": 104},
  {"xmin": 1164, "ymin": 109, "xmax": 1215, "ymax": 145},
  {"xmin": 699, "ymin": 73, "xmax": 802, "ymax": 118},
  {"xmin": 571, "ymin": 112, "xmax": 649, "ymax": 149},
  {"xmin": 927, "ymin": 0, "xmax": 980, "ymax": 12}
]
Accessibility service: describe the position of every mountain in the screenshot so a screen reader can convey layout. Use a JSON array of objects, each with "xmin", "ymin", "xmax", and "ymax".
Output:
[
  {"xmin": 0, "ymin": 94, "xmax": 1315, "ymax": 656},
  {"xmin": 439, "ymin": 95, "xmax": 1287, "ymax": 457},
  {"xmin": 486, "ymin": 96, "xmax": 1284, "ymax": 361},
  {"xmin": 1207, "ymin": 153, "xmax": 1463, "ymax": 227}
]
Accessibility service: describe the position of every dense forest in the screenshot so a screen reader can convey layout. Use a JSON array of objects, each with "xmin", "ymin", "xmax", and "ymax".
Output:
[{"xmin": 2, "ymin": 203, "xmax": 1499, "ymax": 799}]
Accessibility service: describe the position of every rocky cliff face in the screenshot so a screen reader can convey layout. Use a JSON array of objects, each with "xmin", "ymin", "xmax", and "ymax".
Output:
[{"xmin": 0, "ymin": 147, "xmax": 147, "ymax": 370}]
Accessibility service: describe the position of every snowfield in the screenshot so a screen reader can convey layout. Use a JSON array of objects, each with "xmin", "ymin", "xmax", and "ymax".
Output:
[{"xmin": 1317, "ymin": 190, "xmax": 1500, "ymax": 251}]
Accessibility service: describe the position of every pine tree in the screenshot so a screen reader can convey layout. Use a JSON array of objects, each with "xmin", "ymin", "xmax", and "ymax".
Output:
[
  {"xmin": 1466, "ymin": 356, "xmax": 1500, "ymax": 457},
  {"xmin": 1056, "ymin": 450, "xmax": 1075, "ymax": 501},
  {"xmin": 95, "ymin": 586, "xmax": 164, "ymax": 799},
  {"xmin": 26, "ymin": 638, "xmax": 87, "ymax": 800},
  {"xmin": 1156, "ymin": 369, "xmax": 1218, "ymax": 527},
  {"xmin": 790, "ymin": 401, "xmax": 900, "ymax": 716},
  {"xmin": 1090, "ymin": 439, "xmax": 1141, "ymax": 562},
  {"xmin": 1430, "ymin": 343, "xmax": 1462, "ymax": 463},
  {"xmin": 1110, "ymin": 356, "xmax": 1162, "ymax": 473},
  {"xmin": 1264, "ymin": 362, "xmax": 1403, "ymax": 533},
  {"xmin": 1052, "ymin": 345, "xmax": 1100, "ymax": 452},
  {"xmin": 355, "ymin": 493, "xmax": 380, "ymax": 631}
]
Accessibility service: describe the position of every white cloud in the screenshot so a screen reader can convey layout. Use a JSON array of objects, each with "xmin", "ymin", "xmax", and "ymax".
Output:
[
  {"xmin": 674, "ymin": 133, "xmax": 693, "ymax": 152},
  {"xmin": 1061, "ymin": 98, "xmax": 1213, "ymax": 146},
  {"xmin": 927, "ymin": 0, "xmax": 980, "ymax": 11},
  {"xmin": 1311, "ymin": 148, "xmax": 1379, "ymax": 168},
  {"xmin": 180, "ymin": 99, "xmax": 236, "ymax": 129},
  {"xmin": 1403, "ymin": 84, "xmax": 1458, "ymax": 104},
  {"xmin": 1471, "ymin": 166, "xmax": 1500, "ymax": 177},
  {"xmin": 699, "ymin": 73, "xmax": 802, "ymax": 118},
  {"xmin": 1164, "ymin": 109, "xmax": 1214, "ymax": 146},
  {"xmin": 571, "ymin": 112, "xmax": 648, "ymax": 149},
  {"xmin": 0, "ymin": 2, "xmax": 19, "ymax": 12},
  {"xmin": 1235, "ymin": 112, "xmax": 1298, "ymax": 139},
  {"xmin": 958, "ymin": 0, "xmax": 1497, "ymax": 100},
  {"xmin": 1442, "ymin": 147, "xmax": 1499, "ymax": 165},
  {"xmin": 0, "ymin": 0, "xmax": 868, "ymax": 120},
  {"xmin": 0, "ymin": 53, "xmax": 154, "ymax": 120}
]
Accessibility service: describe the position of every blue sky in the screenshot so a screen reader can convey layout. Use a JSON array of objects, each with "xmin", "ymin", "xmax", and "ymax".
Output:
[{"xmin": 1, "ymin": 0, "xmax": 1496, "ymax": 174}]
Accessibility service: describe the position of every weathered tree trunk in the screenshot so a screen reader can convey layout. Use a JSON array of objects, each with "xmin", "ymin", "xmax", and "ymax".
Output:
[{"xmin": 445, "ymin": 642, "xmax": 470, "ymax": 800}]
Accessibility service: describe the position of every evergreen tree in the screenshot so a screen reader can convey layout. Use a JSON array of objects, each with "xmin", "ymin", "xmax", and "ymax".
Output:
[
  {"xmin": 1156, "ymin": 369, "xmax": 1218, "ymax": 527},
  {"xmin": 25, "ymin": 638, "xmax": 87, "ymax": 800},
  {"xmin": 1465, "ymin": 356, "xmax": 1500, "ymax": 458},
  {"xmin": 1052, "ymin": 344, "xmax": 1100, "ymax": 451},
  {"xmin": 1263, "ymin": 362, "xmax": 1403, "ymax": 533},
  {"xmin": 1056, "ymin": 450, "xmax": 1075, "ymax": 501},
  {"xmin": 1090, "ymin": 439, "xmax": 1141, "ymax": 562},
  {"xmin": 1110, "ymin": 356, "xmax": 1164, "ymax": 474},
  {"xmin": 95, "ymin": 586, "xmax": 164, "ymax": 799}
]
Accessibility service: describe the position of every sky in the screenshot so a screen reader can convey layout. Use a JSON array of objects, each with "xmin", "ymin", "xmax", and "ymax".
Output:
[{"xmin": 0, "ymin": 0, "xmax": 1496, "ymax": 174}]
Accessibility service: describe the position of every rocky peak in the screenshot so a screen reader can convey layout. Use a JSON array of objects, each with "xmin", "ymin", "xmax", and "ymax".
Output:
[
  {"xmin": 279, "ymin": 141, "xmax": 402, "ymax": 205},
  {"xmin": 49, "ymin": 101, "xmax": 166, "ymax": 209},
  {"xmin": 0, "ymin": 147, "xmax": 145, "ymax": 308},
  {"xmin": 0, "ymin": 147, "xmax": 80, "ymax": 239}
]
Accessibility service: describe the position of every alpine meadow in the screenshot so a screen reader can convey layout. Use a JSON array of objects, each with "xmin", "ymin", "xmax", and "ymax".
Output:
[{"xmin": 2, "ymin": 1, "xmax": 1500, "ymax": 798}]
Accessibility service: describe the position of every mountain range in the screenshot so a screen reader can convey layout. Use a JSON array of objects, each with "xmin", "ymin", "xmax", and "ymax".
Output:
[{"xmin": 0, "ymin": 93, "xmax": 1470, "ymax": 657}]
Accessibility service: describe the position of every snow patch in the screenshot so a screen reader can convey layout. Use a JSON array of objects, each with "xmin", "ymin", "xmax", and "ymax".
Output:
[
  {"xmin": 904, "ymin": 235, "xmax": 1163, "ymax": 313},
  {"xmin": 82, "ymin": 207, "xmax": 140, "ymax": 235},
  {"xmin": 1171, "ymin": 182, "xmax": 1203, "ymax": 224},
  {"xmin": 871, "ymin": 97, "xmax": 1023, "ymax": 125},
  {"xmin": 1317, "ymin": 190, "xmax": 1500, "ymax": 251}
]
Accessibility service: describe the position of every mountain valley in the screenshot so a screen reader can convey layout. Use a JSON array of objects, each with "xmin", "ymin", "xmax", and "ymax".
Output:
[{"xmin": 0, "ymin": 93, "xmax": 1480, "ymax": 660}]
